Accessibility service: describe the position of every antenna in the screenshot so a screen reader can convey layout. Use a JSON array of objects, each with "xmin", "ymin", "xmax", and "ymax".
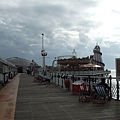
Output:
[{"xmin": 72, "ymin": 49, "xmax": 77, "ymax": 57}]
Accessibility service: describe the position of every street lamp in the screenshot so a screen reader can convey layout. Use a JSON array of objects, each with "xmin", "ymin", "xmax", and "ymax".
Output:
[{"xmin": 41, "ymin": 33, "xmax": 47, "ymax": 76}]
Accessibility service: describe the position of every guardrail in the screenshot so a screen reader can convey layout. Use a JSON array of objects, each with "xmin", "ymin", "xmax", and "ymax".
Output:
[{"xmin": 51, "ymin": 72, "xmax": 120, "ymax": 101}]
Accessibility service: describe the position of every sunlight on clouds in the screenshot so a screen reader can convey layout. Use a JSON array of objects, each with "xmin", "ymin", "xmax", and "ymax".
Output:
[
  {"xmin": 29, "ymin": 44, "xmax": 39, "ymax": 47},
  {"xmin": 53, "ymin": 28, "xmax": 79, "ymax": 48},
  {"xmin": 61, "ymin": 29, "xmax": 79, "ymax": 39},
  {"xmin": 88, "ymin": 0, "xmax": 120, "ymax": 44},
  {"xmin": 0, "ymin": 1, "xmax": 19, "ymax": 8},
  {"xmin": 21, "ymin": 50, "xmax": 33, "ymax": 55},
  {"xmin": 0, "ymin": 20, "xmax": 7, "ymax": 25},
  {"xmin": 90, "ymin": 0, "xmax": 119, "ymax": 23}
]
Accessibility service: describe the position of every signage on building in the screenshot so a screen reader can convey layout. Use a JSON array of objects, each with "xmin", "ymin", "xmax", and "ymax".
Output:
[{"xmin": 116, "ymin": 58, "xmax": 120, "ymax": 80}]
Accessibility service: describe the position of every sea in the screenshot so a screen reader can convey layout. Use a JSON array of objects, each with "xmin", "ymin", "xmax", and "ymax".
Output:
[
  {"xmin": 110, "ymin": 69, "xmax": 116, "ymax": 77},
  {"xmin": 109, "ymin": 69, "xmax": 120, "ymax": 99},
  {"xmin": 109, "ymin": 69, "xmax": 117, "ymax": 85}
]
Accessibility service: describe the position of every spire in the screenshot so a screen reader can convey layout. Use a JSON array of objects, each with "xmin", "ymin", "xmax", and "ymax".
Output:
[{"xmin": 72, "ymin": 49, "xmax": 77, "ymax": 58}]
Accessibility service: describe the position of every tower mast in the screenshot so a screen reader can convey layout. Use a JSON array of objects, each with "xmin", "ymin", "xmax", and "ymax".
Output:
[{"xmin": 41, "ymin": 33, "xmax": 47, "ymax": 75}]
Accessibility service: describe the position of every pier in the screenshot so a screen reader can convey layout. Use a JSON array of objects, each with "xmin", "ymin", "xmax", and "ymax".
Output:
[{"xmin": 0, "ymin": 73, "xmax": 120, "ymax": 120}]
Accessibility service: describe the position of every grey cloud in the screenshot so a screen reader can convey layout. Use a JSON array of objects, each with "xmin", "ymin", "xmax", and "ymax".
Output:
[{"xmin": 0, "ymin": 0, "xmax": 119, "ymax": 69}]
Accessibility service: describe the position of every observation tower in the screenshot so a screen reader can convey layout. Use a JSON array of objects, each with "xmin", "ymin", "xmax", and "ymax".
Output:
[{"xmin": 41, "ymin": 34, "xmax": 47, "ymax": 74}]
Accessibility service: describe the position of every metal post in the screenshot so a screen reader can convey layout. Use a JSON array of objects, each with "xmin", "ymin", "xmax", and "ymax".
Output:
[
  {"xmin": 54, "ymin": 73, "xmax": 56, "ymax": 85},
  {"xmin": 42, "ymin": 33, "xmax": 44, "ymax": 50},
  {"xmin": 58, "ymin": 73, "xmax": 60, "ymax": 86},
  {"xmin": 109, "ymin": 75, "xmax": 112, "ymax": 100},
  {"xmin": 116, "ymin": 80, "xmax": 119, "ymax": 101},
  {"xmin": 62, "ymin": 78, "xmax": 63, "ymax": 88},
  {"xmin": 43, "ymin": 56, "xmax": 45, "ymax": 72},
  {"xmin": 88, "ymin": 75, "xmax": 91, "ymax": 95},
  {"xmin": 41, "ymin": 33, "xmax": 47, "ymax": 76},
  {"xmin": 61, "ymin": 73, "xmax": 63, "ymax": 88},
  {"xmin": 41, "ymin": 34, "xmax": 45, "ymax": 72}
]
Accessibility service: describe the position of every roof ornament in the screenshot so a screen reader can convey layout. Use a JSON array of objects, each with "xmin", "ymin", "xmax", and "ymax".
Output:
[{"xmin": 72, "ymin": 49, "xmax": 77, "ymax": 58}]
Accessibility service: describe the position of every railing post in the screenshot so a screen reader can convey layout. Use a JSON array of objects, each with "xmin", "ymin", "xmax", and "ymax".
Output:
[
  {"xmin": 61, "ymin": 73, "xmax": 63, "ymax": 88},
  {"xmin": 88, "ymin": 75, "xmax": 91, "ymax": 95},
  {"xmin": 54, "ymin": 73, "xmax": 56, "ymax": 85},
  {"xmin": 61, "ymin": 78, "xmax": 63, "ymax": 88},
  {"xmin": 63, "ymin": 76, "xmax": 65, "ymax": 88},
  {"xmin": 71, "ymin": 75, "xmax": 74, "ymax": 83},
  {"xmin": 57, "ymin": 73, "xmax": 60, "ymax": 86},
  {"xmin": 109, "ymin": 75, "xmax": 112, "ymax": 100},
  {"xmin": 116, "ymin": 80, "xmax": 119, "ymax": 101},
  {"xmin": 88, "ymin": 75, "xmax": 91, "ymax": 87}
]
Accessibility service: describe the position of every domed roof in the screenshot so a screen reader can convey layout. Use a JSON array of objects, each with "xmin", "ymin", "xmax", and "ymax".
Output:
[
  {"xmin": 6, "ymin": 57, "xmax": 32, "ymax": 67},
  {"xmin": 94, "ymin": 44, "xmax": 100, "ymax": 52}
]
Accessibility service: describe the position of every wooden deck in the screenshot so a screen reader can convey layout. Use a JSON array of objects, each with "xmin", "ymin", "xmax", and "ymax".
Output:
[
  {"xmin": 0, "ymin": 74, "xmax": 20, "ymax": 120},
  {"xmin": 0, "ymin": 73, "xmax": 120, "ymax": 120}
]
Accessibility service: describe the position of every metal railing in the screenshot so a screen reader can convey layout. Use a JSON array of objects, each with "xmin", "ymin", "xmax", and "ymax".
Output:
[{"xmin": 51, "ymin": 72, "xmax": 120, "ymax": 101}]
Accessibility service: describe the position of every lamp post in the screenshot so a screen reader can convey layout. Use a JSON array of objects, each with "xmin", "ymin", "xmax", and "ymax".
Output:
[{"xmin": 41, "ymin": 33, "xmax": 47, "ymax": 76}]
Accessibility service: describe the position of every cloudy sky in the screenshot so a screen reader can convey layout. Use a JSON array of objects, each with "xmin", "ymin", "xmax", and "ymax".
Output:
[{"xmin": 0, "ymin": 0, "xmax": 120, "ymax": 70}]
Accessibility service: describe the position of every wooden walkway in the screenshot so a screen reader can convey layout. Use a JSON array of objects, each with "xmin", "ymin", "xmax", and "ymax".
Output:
[
  {"xmin": 0, "ymin": 73, "xmax": 120, "ymax": 120},
  {"xmin": 0, "ymin": 74, "xmax": 20, "ymax": 120}
]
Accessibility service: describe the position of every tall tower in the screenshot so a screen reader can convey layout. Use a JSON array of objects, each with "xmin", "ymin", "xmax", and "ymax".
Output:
[
  {"xmin": 41, "ymin": 34, "xmax": 47, "ymax": 74},
  {"xmin": 91, "ymin": 44, "xmax": 105, "ymax": 69}
]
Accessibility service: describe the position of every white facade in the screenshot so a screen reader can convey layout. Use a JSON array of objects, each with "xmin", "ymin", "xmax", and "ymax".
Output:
[{"xmin": 92, "ymin": 45, "xmax": 105, "ymax": 69}]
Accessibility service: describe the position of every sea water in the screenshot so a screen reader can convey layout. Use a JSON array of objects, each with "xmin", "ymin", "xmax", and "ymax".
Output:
[
  {"xmin": 110, "ymin": 69, "xmax": 116, "ymax": 77},
  {"xmin": 109, "ymin": 69, "xmax": 120, "ymax": 99}
]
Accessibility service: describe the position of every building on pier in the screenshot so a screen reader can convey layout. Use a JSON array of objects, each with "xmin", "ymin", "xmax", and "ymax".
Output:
[
  {"xmin": 55, "ymin": 44, "xmax": 105, "ymax": 72},
  {"xmin": 52, "ymin": 44, "xmax": 111, "ymax": 77},
  {"xmin": 91, "ymin": 44, "xmax": 105, "ymax": 69}
]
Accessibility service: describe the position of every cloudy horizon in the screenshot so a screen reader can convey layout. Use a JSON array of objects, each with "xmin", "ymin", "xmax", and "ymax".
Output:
[{"xmin": 0, "ymin": 0, "xmax": 120, "ymax": 70}]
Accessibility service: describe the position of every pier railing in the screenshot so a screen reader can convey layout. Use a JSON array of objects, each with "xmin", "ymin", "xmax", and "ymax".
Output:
[{"xmin": 51, "ymin": 72, "xmax": 120, "ymax": 101}]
